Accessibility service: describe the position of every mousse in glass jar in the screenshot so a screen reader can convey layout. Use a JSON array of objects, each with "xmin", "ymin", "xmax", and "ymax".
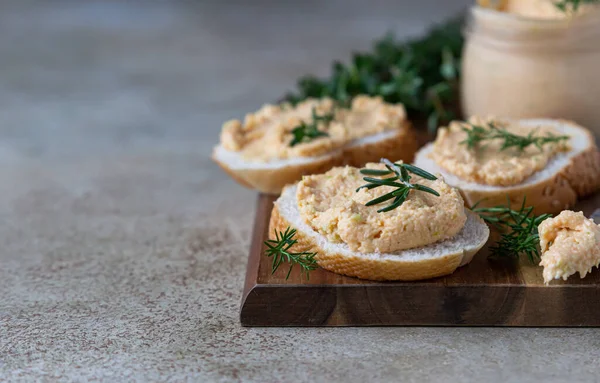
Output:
[{"xmin": 462, "ymin": 2, "xmax": 600, "ymax": 131}]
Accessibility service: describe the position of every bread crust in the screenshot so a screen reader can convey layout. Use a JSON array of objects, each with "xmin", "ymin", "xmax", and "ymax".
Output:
[
  {"xmin": 214, "ymin": 153, "xmax": 343, "ymax": 195},
  {"xmin": 269, "ymin": 204, "xmax": 487, "ymax": 281},
  {"xmin": 414, "ymin": 121, "xmax": 600, "ymax": 215},
  {"xmin": 213, "ymin": 124, "xmax": 418, "ymax": 195}
]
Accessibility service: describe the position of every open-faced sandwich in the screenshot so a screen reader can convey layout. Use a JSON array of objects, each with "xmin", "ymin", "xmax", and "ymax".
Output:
[
  {"xmin": 268, "ymin": 160, "xmax": 489, "ymax": 281},
  {"xmin": 414, "ymin": 117, "xmax": 600, "ymax": 215},
  {"xmin": 213, "ymin": 96, "xmax": 418, "ymax": 194}
]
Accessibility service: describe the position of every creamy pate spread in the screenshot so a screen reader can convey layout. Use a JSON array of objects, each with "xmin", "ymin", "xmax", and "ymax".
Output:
[
  {"xmin": 220, "ymin": 96, "xmax": 406, "ymax": 162},
  {"xmin": 479, "ymin": 0, "xmax": 599, "ymax": 19},
  {"xmin": 539, "ymin": 210, "xmax": 600, "ymax": 284},
  {"xmin": 296, "ymin": 164, "xmax": 466, "ymax": 253},
  {"xmin": 429, "ymin": 117, "xmax": 570, "ymax": 186}
]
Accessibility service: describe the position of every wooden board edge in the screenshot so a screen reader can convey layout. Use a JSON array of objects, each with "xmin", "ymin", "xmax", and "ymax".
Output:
[
  {"xmin": 240, "ymin": 194, "xmax": 273, "ymax": 321},
  {"xmin": 240, "ymin": 284, "xmax": 600, "ymax": 327}
]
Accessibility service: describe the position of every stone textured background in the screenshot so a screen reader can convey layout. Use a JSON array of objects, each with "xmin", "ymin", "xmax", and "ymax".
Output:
[{"xmin": 1, "ymin": 1, "xmax": 600, "ymax": 382}]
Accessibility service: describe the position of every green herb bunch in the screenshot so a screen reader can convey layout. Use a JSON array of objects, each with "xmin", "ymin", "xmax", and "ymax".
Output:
[
  {"xmin": 289, "ymin": 107, "xmax": 334, "ymax": 147},
  {"xmin": 264, "ymin": 227, "xmax": 318, "ymax": 279},
  {"xmin": 357, "ymin": 159, "xmax": 439, "ymax": 213},
  {"xmin": 473, "ymin": 199, "xmax": 552, "ymax": 262},
  {"xmin": 554, "ymin": 0, "xmax": 600, "ymax": 13},
  {"xmin": 285, "ymin": 17, "xmax": 464, "ymax": 132},
  {"xmin": 460, "ymin": 122, "xmax": 570, "ymax": 152}
]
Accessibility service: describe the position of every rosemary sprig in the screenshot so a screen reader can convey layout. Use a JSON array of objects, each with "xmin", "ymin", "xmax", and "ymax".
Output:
[
  {"xmin": 460, "ymin": 122, "xmax": 569, "ymax": 152},
  {"xmin": 357, "ymin": 159, "xmax": 439, "ymax": 213},
  {"xmin": 472, "ymin": 199, "xmax": 552, "ymax": 262},
  {"xmin": 285, "ymin": 17, "xmax": 464, "ymax": 132},
  {"xmin": 555, "ymin": 0, "xmax": 600, "ymax": 13},
  {"xmin": 264, "ymin": 226, "xmax": 318, "ymax": 280},
  {"xmin": 289, "ymin": 107, "xmax": 333, "ymax": 147}
]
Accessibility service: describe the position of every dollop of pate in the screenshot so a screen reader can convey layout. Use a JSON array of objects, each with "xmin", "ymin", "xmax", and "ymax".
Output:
[
  {"xmin": 429, "ymin": 117, "xmax": 569, "ymax": 186},
  {"xmin": 539, "ymin": 210, "xmax": 600, "ymax": 284},
  {"xmin": 296, "ymin": 164, "xmax": 467, "ymax": 253},
  {"xmin": 220, "ymin": 96, "xmax": 406, "ymax": 162}
]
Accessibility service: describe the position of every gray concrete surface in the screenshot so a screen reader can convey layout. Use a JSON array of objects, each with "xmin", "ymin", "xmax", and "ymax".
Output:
[{"xmin": 1, "ymin": 1, "xmax": 599, "ymax": 382}]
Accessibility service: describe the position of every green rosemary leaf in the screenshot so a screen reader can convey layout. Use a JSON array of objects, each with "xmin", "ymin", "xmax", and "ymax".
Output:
[
  {"xmin": 360, "ymin": 169, "xmax": 394, "ymax": 176},
  {"xmin": 411, "ymin": 184, "xmax": 440, "ymax": 196},
  {"xmin": 473, "ymin": 199, "xmax": 552, "ymax": 262},
  {"xmin": 358, "ymin": 158, "xmax": 440, "ymax": 213},
  {"xmin": 356, "ymin": 183, "xmax": 380, "ymax": 192},
  {"xmin": 264, "ymin": 227, "xmax": 318, "ymax": 280},
  {"xmin": 289, "ymin": 107, "xmax": 334, "ymax": 147},
  {"xmin": 383, "ymin": 163, "xmax": 399, "ymax": 177},
  {"xmin": 311, "ymin": 107, "xmax": 335, "ymax": 124},
  {"xmin": 377, "ymin": 192, "xmax": 408, "ymax": 213},
  {"xmin": 399, "ymin": 164, "xmax": 411, "ymax": 182},
  {"xmin": 403, "ymin": 164, "xmax": 437, "ymax": 180},
  {"xmin": 554, "ymin": 0, "xmax": 600, "ymax": 13},
  {"xmin": 460, "ymin": 122, "xmax": 569, "ymax": 152},
  {"xmin": 286, "ymin": 264, "xmax": 294, "ymax": 280},
  {"xmin": 381, "ymin": 159, "xmax": 403, "ymax": 176},
  {"xmin": 360, "ymin": 177, "xmax": 403, "ymax": 188},
  {"xmin": 555, "ymin": 1, "xmax": 568, "ymax": 11},
  {"xmin": 365, "ymin": 189, "xmax": 402, "ymax": 206},
  {"xmin": 377, "ymin": 203, "xmax": 400, "ymax": 214}
]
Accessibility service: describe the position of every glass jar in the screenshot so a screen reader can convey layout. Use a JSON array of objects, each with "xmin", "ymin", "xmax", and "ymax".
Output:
[{"xmin": 461, "ymin": 6, "xmax": 600, "ymax": 132}]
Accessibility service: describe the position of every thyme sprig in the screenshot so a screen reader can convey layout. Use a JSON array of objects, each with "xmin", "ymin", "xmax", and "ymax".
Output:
[
  {"xmin": 460, "ymin": 122, "xmax": 569, "ymax": 152},
  {"xmin": 264, "ymin": 227, "xmax": 318, "ymax": 280},
  {"xmin": 473, "ymin": 199, "xmax": 552, "ymax": 262},
  {"xmin": 357, "ymin": 159, "xmax": 439, "ymax": 213},
  {"xmin": 289, "ymin": 107, "xmax": 334, "ymax": 147},
  {"xmin": 555, "ymin": 0, "xmax": 600, "ymax": 13},
  {"xmin": 285, "ymin": 17, "xmax": 464, "ymax": 132}
]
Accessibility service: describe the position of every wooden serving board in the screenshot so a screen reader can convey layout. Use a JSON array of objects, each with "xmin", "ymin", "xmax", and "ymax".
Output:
[{"xmin": 240, "ymin": 193, "xmax": 600, "ymax": 327}]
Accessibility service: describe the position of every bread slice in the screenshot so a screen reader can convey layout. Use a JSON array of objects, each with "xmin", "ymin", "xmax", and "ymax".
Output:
[
  {"xmin": 213, "ymin": 126, "xmax": 418, "ymax": 195},
  {"xmin": 270, "ymin": 184, "xmax": 490, "ymax": 281},
  {"xmin": 414, "ymin": 119, "xmax": 600, "ymax": 215}
]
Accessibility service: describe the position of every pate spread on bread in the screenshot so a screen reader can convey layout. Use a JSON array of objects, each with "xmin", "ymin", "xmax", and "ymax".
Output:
[
  {"xmin": 415, "ymin": 118, "xmax": 600, "ymax": 214},
  {"xmin": 213, "ymin": 96, "xmax": 418, "ymax": 194},
  {"xmin": 270, "ymin": 164, "xmax": 489, "ymax": 281}
]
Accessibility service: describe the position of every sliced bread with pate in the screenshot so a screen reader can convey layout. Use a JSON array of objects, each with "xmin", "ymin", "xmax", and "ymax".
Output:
[
  {"xmin": 269, "ymin": 160, "xmax": 490, "ymax": 281},
  {"xmin": 213, "ymin": 96, "xmax": 417, "ymax": 194},
  {"xmin": 271, "ymin": 184, "xmax": 489, "ymax": 281},
  {"xmin": 414, "ymin": 118, "xmax": 600, "ymax": 215}
]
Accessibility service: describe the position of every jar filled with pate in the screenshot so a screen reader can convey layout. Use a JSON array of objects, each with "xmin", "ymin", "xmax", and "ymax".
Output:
[{"xmin": 461, "ymin": 1, "xmax": 600, "ymax": 132}]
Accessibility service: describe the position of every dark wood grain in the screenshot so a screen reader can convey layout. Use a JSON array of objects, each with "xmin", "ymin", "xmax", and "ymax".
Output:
[{"xmin": 240, "ymin": 193, "xmax": 600, "ymax": 327}]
